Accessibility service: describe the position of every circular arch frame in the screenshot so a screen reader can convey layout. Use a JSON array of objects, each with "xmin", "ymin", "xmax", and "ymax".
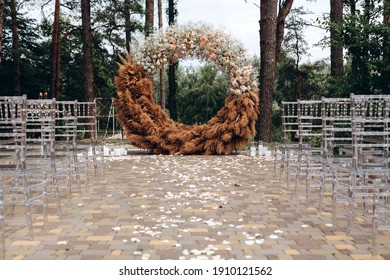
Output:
[{"xmin": 114, "ymin": 23, "xmax": 259, "ymax": 155}]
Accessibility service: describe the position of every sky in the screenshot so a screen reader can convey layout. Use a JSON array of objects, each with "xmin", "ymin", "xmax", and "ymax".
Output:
[{"xmin": 175, "ymin": 0, "xmax": 330, "ymax": 63}]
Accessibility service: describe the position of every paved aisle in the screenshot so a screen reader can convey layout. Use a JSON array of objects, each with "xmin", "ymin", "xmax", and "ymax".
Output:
[{"xmin": 4, "ymin": 151, "xmax": 390, "ymax": 259}]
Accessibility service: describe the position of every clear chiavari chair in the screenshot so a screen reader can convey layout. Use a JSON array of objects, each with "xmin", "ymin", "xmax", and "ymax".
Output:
[
  {"xmin": 320, "ymin": 97, "xmax": 352, "ymax": 213},
  {"xmin": 0, "ymin": 180, "xmax": 5, "ymax": 259},
  {"xmin": 25, "ymin": 98, "xmax": 72, "ymax": 215},
  {"xmin": 55, "ymin": 100, "xmax": 86, "ymax": 197},
  {"xmin": 0, "ymin": 95, "xmax": 48, "ymax": 241},
  {"xmin": 371, "ymin": 94, "xmax": 390, "ymax": 257},
  {"xmin": 295, "ymin": 99, "xmax": 323, "ymax": 199},
  {"xmin": 274, "ymin": 101, "xmax": 300, "ymax": 183},
  {"xmin": 372, "ymin": 179, "xmax": 390, "ymax": 257},
  {"xmin": 372, "ymin": 170, "xmax": 390, "ymax": 257},
  {"xmin": 333, "ymin": 94, "xmax": 390, "ymax": 236},
  {"xmin": 351, "ymin": 95, "xmax": 390, "ymax": 255},
  {"xmin": 76, "ymin": 101, "xmax": 102, "ymax": 177}
]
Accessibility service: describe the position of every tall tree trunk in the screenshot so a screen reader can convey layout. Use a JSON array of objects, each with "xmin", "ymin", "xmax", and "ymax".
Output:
[
  {"xmin": 82, "ymin": 0, "xmax": 94, "ymax": 137},
  {"xmin": 275, "ymin": 0, "xmax": 294, "ymax": 64},
  {"xmin": 167, "ymin": 0, "xmax": 177, "ymax": 120},
  {"xmin": 384, "ymin": 0, "xmax": 389, "ymax": 58},
  {"xmin": 124, "ymin": 0, "xmax": 132, "ymax": 52},
  {"xmin": 361, "ymin": 0, "xmax": 371, "ymax": 93},
  {"xmin": 145, "ymin": 0, "xmax": 154, "ymax": 36},
  {"xmin": 294, "ymin": 28, "xmax": 301, "ymax": 100},
  {"xmin": 50, "ymin": 0, "xmax": 60, "ymax": 99},
  {"xmin": 384, "ymin": 0, "xmax": 390, "ymax": 92},
  {"xmin": 82, "ymin": 0, "xmax": 94, "ymax": 102},
  {"xmin": 158, "ymin": 0, "xmax": 166, "ymax": 109},
  {"xmin": 0, "ymin": 0, "xmax": 5, "ymax": 65},
  {"xmin": 11, "ymin": 0, "xmax": 20, "ymax": 96},
  {"xmin": 257, "ymin": 0, "xmax": 278, "ymax": 142},
  {"xmin": 349, "ymin": 0, "xmax": 359, "ymax": 77},
  {"xmin": 55, "ymin": 37, "xmax": 61, "ymax": 99},
  {"xmin": 330, "ymin": 0, "xmax": 344, "ymax": 80},
  {"xmin": 168, "ymin": 63, "xmax": 177, "ymax": 120}
]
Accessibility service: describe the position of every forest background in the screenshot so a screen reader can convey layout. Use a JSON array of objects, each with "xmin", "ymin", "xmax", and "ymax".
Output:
[{"xmin": 0, "ymin": 0, "xmax": 388, "ymax": 142}]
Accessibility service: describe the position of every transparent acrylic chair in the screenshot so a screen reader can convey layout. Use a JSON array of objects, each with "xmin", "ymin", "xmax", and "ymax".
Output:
[
  {"xmin": 0, "ymin": 181, "xmax": 4, "ymax": 259},
  {"xmin": 321, "ymin": 97, "xmax": 352, "ymax": 213},
  {"xmin": 76, "ymin": 101, "xmax": 102, "ymax": 177},
  {"xmin": 0, "ymin": 95, "xmax": 49, "ymax": 241},
  {"xmin": 350, "ymin": 95, "xmax": 390, "ymax": 252},
  {"xmin": 55, "ymin": 100, "xmax": 88, "ymax": 197},
  {"xmin": 334, "ymin": 94, "xmax": 390, "ymax": 236},
  {"xmin": 372, "ymin": 180, "xmax": 390, "ymax": 257},
  {"xmin": 25, "ymin": 98, "xmax": 71, "ymax": 216},
  {"xmin": 295, "ymin": 99, "xmax": 323, "ymax": 199},
  {"xmin": 274, "ymin": 101, "xmax": 300, "ymax": 184}
]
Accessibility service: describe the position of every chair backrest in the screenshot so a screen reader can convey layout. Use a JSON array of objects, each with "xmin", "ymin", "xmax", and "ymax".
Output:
[
  {"xmin": 25, "ymin": 98, "xmax": 56, "ymax": 158},
  {"xmin": 297, "ymin": 100, "xmax": 322, "ymax": 148},
  {"xmin": 321, "ymin": 97, "xmax": 352, "ymax": 160},
  {"xmin": 0, "ymin": 95, "xmax": 27, "ymax": 170},
  {"xmin": 55, "ymin": 100, "xmax": 78, "ymax": 143},
  {"xmin": 281, "ymin": 101, "xmax": 299, "ymax": 144},
  {"xmin": 351, "ymin": 94, "xmax": 390, "ymax": 169},
  {"xmin": 77, "ymin": 101, "xmax": 96, "ymax": 141}
]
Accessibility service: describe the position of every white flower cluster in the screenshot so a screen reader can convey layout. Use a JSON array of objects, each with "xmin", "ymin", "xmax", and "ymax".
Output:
[{"xmin": 133, "ymin": 23, "xmax": 258, "ymax": 96}]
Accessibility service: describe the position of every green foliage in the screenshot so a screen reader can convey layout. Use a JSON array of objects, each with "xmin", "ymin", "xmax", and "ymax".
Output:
[
  {"xmin": 316, "ymin": 0, "xmax": 389, "ymax": 95},
  {"xmin": 275, "ymin": 51, "xmax": 330, "ymax": 102},
  {"xmin": 283, "ymin": 7, "xmax": 312, "ymax": 63},
  {"xmin": 0, "ymin": 4, "xmax": 49, "ymax": 97},
  {"xmin": 0, "ymin": 1, "xmax": 141, "ymax": 100},
  {"xmin": 175, "ymin": 63, "xmax": 229, "ymax": 125},
  {"xmin": 94, "ymin": 0, "xmax": 144, "ymax": 53}
]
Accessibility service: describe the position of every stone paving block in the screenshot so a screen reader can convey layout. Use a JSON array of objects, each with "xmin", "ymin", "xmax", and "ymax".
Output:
[
  {"xmin": 325, "ymin": 235, "xmax": 350, "ymax": 241},
  {"xmin": 350, "ymin": 254, "xmax": 375, "ymax": 260},
  {"xmin": 149, "ymin": 240, "xmax": 177, "ymax": 246},
  {"xmin": 284, "ymin": 249, "xmax": 300, "ymax": 255},
  {"xmin": 85, "ymin": 236, "xmax": 113, "ymax": 241},
  {"xmin": 11, "ymin": 240, "xmax": 42, "ymax": 246},
  {"xmin": 81, "ymin": 210, "xmax": 103, "ymax": 214},
  {"xmin": 335, "ymin": 244, "xmax": 356, "ymax": 250}
]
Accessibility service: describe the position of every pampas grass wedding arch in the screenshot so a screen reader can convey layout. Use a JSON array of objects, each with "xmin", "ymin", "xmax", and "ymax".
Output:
[{"xmin": 114, "ymin": 23, "xmax": 259, "ymax": 155}]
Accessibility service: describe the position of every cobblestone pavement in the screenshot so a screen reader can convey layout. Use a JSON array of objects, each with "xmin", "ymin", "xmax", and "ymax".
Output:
[{"xmin": 3, "ymin": 146, "xmax": 390, "ymax": 260}]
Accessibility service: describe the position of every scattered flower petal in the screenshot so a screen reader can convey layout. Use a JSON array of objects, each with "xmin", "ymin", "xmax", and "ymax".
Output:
[{"xmin": 112, "ymin": 226, "xmax": 121, "ymax": 232}]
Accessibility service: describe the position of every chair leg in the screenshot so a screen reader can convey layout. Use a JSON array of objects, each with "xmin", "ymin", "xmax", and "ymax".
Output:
[
  {"xmin": 73, "ymin": 160, "xmax": 82, "ymax": 197},
  {"xmin": 0, "ymin": 219, "xmax": 4, "ymax": 260},
  {"xmin": 92, "ymin": 144, "xmax": 98, "ymax": 177},
  {"xmin": 42, "ymin": 178, "xmax": 48, "ymax": 227},
  {"xmin": 305, "ymin": 172, "xmax": 310, "ymax": 206},
  {"xmin": 25, "ymin": 202, "xmax": 34, "ymax": 240},
  {"xmin": 318, "ymin": 172, "xmax": 326, "ymax": 212},
  {"xmin": 52, "ymin": 172, "xmax": 63, "ymax": 216},
  {"xmin": 294, "ymin": 166, "xmax": 300, "ymax": 195},
  {"xmin": 0, "ymin": 203, "xmax": 5, "ymax": 260},
  {"xmin": 372, "ymin": 216, "xmax": 378, "ymax": 258},
  {"xmin": 273, "ymin": 149, "xmax": 277, "ymax": 176},
  {"xmin": 332, "ymin": 189, "xmax": 337, "ymax": 227},
  {"xmin": 347, "ymin": 197, "xmax": 355, "ymax": 237}
]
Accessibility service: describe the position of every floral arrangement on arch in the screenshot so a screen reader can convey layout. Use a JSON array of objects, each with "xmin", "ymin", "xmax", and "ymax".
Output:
[
  {"xmin": 135, "ymin": 23, "xmax": 258, "ymax": 96},
  {"xmin": 114, "ymin": 23, "xmax": 259, "ymax": 155}
]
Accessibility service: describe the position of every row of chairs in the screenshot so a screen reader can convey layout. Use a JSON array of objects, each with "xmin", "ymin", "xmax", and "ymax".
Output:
[
  {"xmin": 274, "ymin": 94, "xmax": 390, "ymax": 257},
  {"xmin": 0, "ymin": 95, "xmax": 103, "ymax": 259}
]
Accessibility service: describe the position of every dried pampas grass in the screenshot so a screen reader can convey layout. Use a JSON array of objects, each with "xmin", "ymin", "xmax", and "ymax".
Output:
[{"xmin": 114, "ymin": 54, "xmax": 259, "ymax": 155}]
